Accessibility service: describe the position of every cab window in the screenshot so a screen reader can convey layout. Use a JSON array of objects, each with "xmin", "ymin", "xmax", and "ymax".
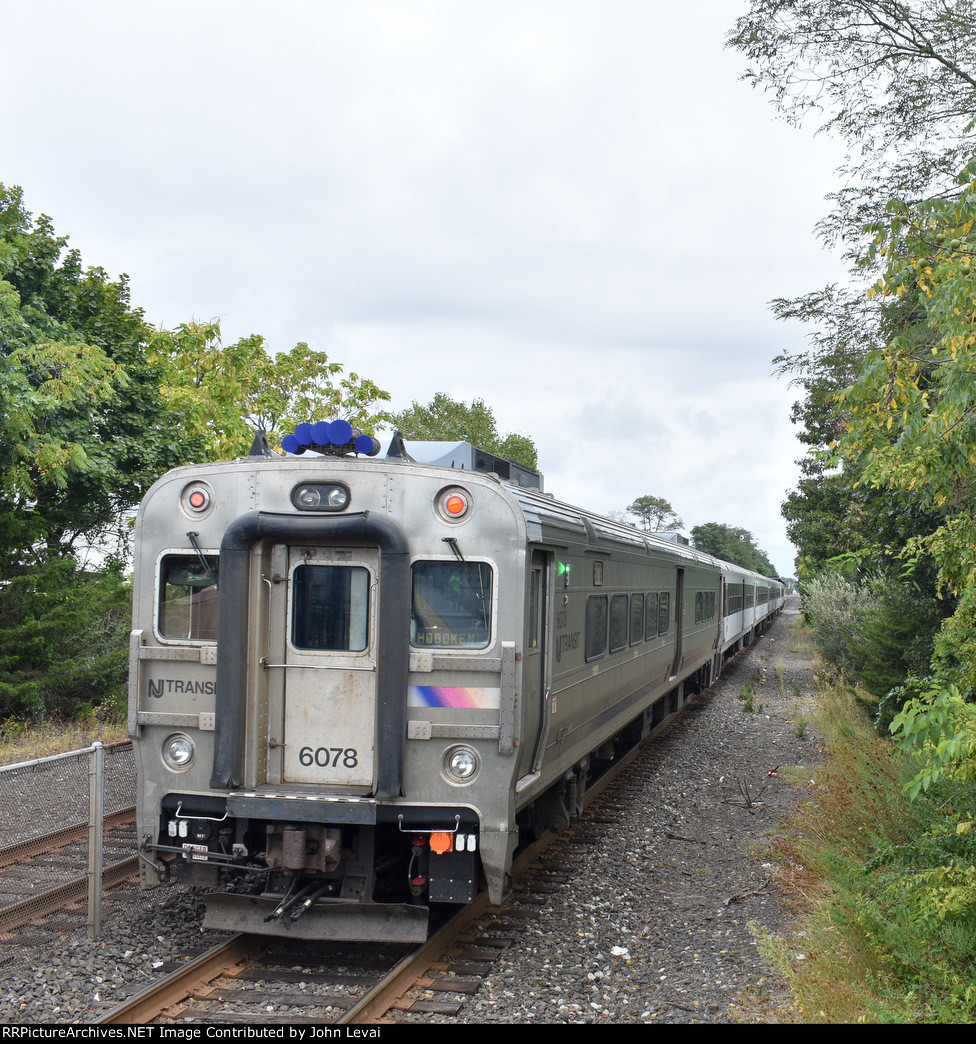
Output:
[
  {"xmin": 158, "ymin": 554, "xmax": 219, "ymax": 641},
  {"xmin": 292, "ymin": 565, "xmax": 370, "ymax": 651},
  {"xmin": 411, "ymin": 561, "xmax": 493, "ymax": 649}
]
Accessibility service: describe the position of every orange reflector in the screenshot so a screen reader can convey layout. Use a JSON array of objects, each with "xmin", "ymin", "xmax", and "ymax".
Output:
[
  {"xmin": 429, "ymin": 831, "xmax": 453, "ymax": 855},
  {"xmin": 444, "ymin": 494, "xmax": 466, "ymax": 515}
]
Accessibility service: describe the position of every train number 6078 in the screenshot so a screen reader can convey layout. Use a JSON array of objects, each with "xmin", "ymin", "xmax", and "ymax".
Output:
[{"xmin": 299, "ymin": 746, "xmax": 359, "ymax": 768}]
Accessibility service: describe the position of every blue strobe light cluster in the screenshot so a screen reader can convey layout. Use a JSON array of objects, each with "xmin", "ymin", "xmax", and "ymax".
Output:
[{"xmin": 281, "ymin": 420, "xmax": 381, "ymax": 457}]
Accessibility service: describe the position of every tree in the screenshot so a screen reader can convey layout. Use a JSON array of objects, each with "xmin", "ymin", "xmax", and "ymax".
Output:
[
  {"xmin": 728, "ymin": 1, "xmax": 976, "ymax": 581},
  {"xmin": 626, "ymin": 495, "xmax": 682, "ymax": 533},
  {"xmin": 0, "ymin": 185, "xmax": 395, "ymax": 720},
  {"xmin": 727, "ymin": 0, "xmax": 976, "ymax": 953},
  {"xmin": 150, "ymin": 323, "xmax": 393, "ymax": 461},
  {"xmin": 728, "ymin": 1, "xmax": 976, "ymax": 245},
  {"xmin": 0, "ymin": 184, "xmax": 185, "ymax": 569},
  {"xmin": 842, "ymin": 163, "xmax": 976, "ymax": 687},
  {"xmin": 0, "ymin": 184, "xmax": 183, "ymax": 719},
  {"xmin": 392, "ymin": 393, "xmax": 539, "ymax": 470},
  {"xmin": 690, "ymin": 522, "xmax": 777, "ymax": 576},
  {"xmin": 0, "ymin": 558, "xmax": 131, "ymax": 719}
]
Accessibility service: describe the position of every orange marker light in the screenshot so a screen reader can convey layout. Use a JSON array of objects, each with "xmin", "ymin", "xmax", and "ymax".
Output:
[
  {"xmin": 429, "ymin": 831, "xmax": 453, "ymax": 855},
  {"xmin": 444, "ymin": 494, "xmax": 466, "ymax": 516}
]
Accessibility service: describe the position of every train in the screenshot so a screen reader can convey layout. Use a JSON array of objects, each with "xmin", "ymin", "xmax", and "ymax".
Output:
[{"xmin": 129, "ymin": 421, "xmax": 785, "ymax": 943}]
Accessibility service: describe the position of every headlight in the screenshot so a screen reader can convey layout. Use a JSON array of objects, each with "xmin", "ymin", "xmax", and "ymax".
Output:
[
  {"xmin": 443, "ymin": 744, "xmax": 480, "ymax": 785},
  {"xmin": 291, "ymin": 483, "xmax": 350, "ymax": 511},
  {"xmin": 162, "ymin": 733, "xmax": 195, "ymax": 771}
]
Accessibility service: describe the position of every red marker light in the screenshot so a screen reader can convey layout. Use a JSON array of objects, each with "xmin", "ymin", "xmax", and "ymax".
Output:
[
  {"xmin": 445, "ymin": 494, "xmax": 466, "ymax": 516},
  {"xmin": 183, "ymin": 485, "xmax": 212, "ymax": 513}
]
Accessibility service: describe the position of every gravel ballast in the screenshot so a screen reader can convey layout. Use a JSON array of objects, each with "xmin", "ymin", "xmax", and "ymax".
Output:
[
  {"xmin": 446, "ymin": 595, "xmax": 818, "ymax": 1023},
  {"xmin": 1, "ymin": 596, "xmax": 817, "ymax": 1024}
]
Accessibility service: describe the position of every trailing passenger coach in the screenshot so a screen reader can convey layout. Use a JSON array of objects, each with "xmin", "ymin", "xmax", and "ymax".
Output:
[{"xmin": 129, "ymin": 422, "xmax": 784, "ymax": 942}]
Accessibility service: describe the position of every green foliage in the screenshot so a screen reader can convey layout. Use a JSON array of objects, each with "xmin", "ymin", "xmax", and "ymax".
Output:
[
  {"xmin": 392, "ymin": 392, "xmax": 538, "ymax": 469},
  {"xmin": 727, "ymin": 9, "xmax": 976, "ymax": 1013},
  {"xmin": 833, "ymin": 163, "xmax": 976, "ymax": 785},
  {"xmin": 0, "ymin": 558, "xmax": 131, "ymax": 720},
  {"xmin": 150, "ymin": 322, "xmax": 394, "ymax": 461},
  {"xmin": 0, "ymin": 184, "xmax": 397, "ymax": 724},
  {"xmin": 0, "ymin": 183, "xmax": 184, "ymax": 567},
  {"xmin": 758, "ymin": 674, "xmax": 976, "ymax": 1023},
  {"xmin": 625, "ymin": 494, "xmax": 682, "ymax": 533},
  {"xmin": 737, "ymin": 680, "xmax": 757, "ymax": 713},
  {"xmin": 729, "ymin": 0, "xmax": 976, "ymax": 806},
  {"xmin": 690, "ymin": 521, "xmax": 777, "ymax": 575},
  {"xmin": 891, "ymin": 685, "xmax": 976, "ymax": 800},
  {"xmin": 802, "ymin": 572, "xmax": 941, "ymax": 711},
  {"xmin": 728, "ymin": 0, "xmax": 976, "ymax": 250},
  {"xmin": 728, "ymin": 0, "xmax": 976, "ymax": 590}
]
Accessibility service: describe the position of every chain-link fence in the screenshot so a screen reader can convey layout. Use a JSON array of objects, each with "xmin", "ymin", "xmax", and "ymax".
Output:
[{"xmin": 0, "ymin": 740, "xmax": 136, "ymax": 939}]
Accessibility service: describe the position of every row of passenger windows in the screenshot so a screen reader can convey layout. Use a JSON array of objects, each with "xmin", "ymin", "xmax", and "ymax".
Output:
[
  {"xmin": 727, "ymin": 584, "xmax": 755, "ymax": 612},
  {"xmin": 585, "ymin": 592, "xmax": 671, "ymax": 662},
  {"xmin": 695, "ymin": 590, "xmax": 717, "ymax": 624},
  {"xmin": 726, "ymin": 583, "xmax": 777, "ymax": 614}
]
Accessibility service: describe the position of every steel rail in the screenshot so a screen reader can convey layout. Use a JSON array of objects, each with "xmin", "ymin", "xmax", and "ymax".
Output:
[
  {"xmin": 0, "ymin": 856, "xmax": 139, "ymax": 933},
  {"xmin": 94, "ymin": 934, "xmax": 255, "ymax": 1025},
  {"xmin": 0, "ymin": 807, "xmax": 135, "ymax": 869},
  {"xmin": 340, "ymin": 741, "xmax": 644, "ymax": 1023},
  {"xmin": 91, "ymin": 723, "xmax": 654, "ymax": 1025}
]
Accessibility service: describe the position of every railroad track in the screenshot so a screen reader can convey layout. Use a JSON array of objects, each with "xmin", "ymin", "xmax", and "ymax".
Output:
[
  {"xmin": 95, "ymin": 742, "xmax": 644, "ymax": 1025},
  {"xmin": 94, "ymin": 861, "xmax": 533, "ymax": 1025},
  {"xmin": 0, "ymin": 807, "xmax": 138, "ymax": 932}
]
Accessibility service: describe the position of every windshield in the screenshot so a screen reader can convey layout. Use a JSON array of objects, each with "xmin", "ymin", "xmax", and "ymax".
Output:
[{"xmin": 411, "ymin": 560, "xmax": 493, "ymax": 649}]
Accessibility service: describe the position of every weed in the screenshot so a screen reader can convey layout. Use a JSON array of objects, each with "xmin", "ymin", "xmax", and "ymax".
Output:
[
  {"xmin": 757, "ymin": 673, "xmax": 976, "ymax": 1023},
  {"xmin": 738, "ymin": 682, "xmax": 755, "ymax": 713},
  {"xmin": 0, "ymin": 715, "xmax": 127, "ymax": 765}
]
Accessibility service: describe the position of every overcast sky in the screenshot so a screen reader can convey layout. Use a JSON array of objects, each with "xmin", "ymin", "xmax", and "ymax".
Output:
[{"xmin": 4, "ymin": 1, "xmax": 853, "ymax": 575}]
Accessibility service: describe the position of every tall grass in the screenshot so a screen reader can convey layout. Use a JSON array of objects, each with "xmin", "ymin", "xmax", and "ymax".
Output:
[
  {"xmin": 755, "ymin": 674, "xmax": 976, "ymax": 1022},
  {"xmin": 0, "ymin": 715, "xmax": 128, "ymax": 765}
]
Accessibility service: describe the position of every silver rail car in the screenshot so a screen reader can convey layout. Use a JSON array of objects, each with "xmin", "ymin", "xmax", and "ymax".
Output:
[{"xmin": 129, "ymin": 424, "xmax": 784, "ymax": 942}]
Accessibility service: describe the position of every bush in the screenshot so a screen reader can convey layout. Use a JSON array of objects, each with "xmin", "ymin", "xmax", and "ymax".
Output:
[
  {"xmin": 802, "ymin": 572, "xmax": 941, "ymax": 712},
  {"xmin": 758, "ymin": 675, "xmax": 976, "ymax": 1023},
  {"xmin": 0, "ymin": 559, "xmax": 131, "ymax": 720}
]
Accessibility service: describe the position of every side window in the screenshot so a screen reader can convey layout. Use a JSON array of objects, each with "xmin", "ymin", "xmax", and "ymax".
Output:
[
  {"xmin": 630, "ymin": 593, "xmax": 644, "ymax": 645},
  {"xmin": 609, "ymin": 594, "xmax": 628, "ymax": 652},
  {"xmin": 585, "ymin": 595, "xmax": 608, "ymax": 661},
  {"xmin": 658, "ymin": 592, "xmax": 670, "ymax": 635},
  {"xmin": 158, "ymin": 554, "xmax": 220, "ymax": 641},
  {"xmin": 293, "ymin": 565, "xmax": 370, "ymax": 651},
  {"xmin": 411, "ymin": 560, "xmax": 493, "ymax": 649},
  {"xmin": 644, "ymin": 592, "xmax": 658, "ymax": 639}
]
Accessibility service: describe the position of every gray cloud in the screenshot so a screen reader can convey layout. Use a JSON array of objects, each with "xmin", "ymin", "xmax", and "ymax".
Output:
[{"xmin": 3, "ymin": 0, "xmax": 851, "ymax": 575}]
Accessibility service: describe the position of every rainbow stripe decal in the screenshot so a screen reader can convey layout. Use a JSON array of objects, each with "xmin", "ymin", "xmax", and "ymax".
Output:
[{"xmin": 408, "ymin": 685, "xmax": 500, "ymax": 709}]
